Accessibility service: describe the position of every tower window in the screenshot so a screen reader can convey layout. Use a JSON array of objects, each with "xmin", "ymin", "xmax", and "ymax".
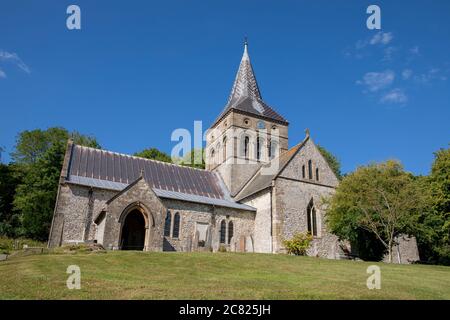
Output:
[
  {"xmin": 302, "ymin": 165, "xmax": 306, "ymax": 178},
  {"xmin": 308, "ymin": 160, "xmax": 313, "ymax": 179},
  {"xmin": 316, "ymin": 168, "xmax": 319, "ymax": 181},
  {"xmin": 223, "ymin": 136, "xmax": 227, "ymax": 161},
  {"xmin": 244, "ymin": 136, "xmax": 250, "ymax": 158},
  {"xmin": 270, "ymin": 141, "xmax": 278, "ymax": 160},
  {"xmin": 257, "ymin": 138, "xmax": 262, "ymax": 160}
]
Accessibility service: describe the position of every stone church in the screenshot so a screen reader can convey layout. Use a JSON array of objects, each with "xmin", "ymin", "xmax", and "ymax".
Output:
[{"xmin": 48, "ymin": 42, "xmax": 413, "ymax": 261}]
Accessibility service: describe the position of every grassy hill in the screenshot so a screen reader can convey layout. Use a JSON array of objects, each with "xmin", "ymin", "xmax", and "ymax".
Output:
[{"xmin": 1, "ymin": 251, "xmax": 449, "ymax": 299}]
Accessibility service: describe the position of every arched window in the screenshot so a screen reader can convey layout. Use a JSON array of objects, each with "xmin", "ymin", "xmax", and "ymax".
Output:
[
  {"xmin": 164, "ymin": 211, "xmax": 171, "ymax": 237},
  {"xmin": 308, "ymin": 160, "xmax": 313, "ymax": 179},
  {"xmin": 172, "ymin": 212, "xmax": 180, "ymax": 238},
  {"xmin": 244, "ymin": 136, "xmax": 250, "ymax": 158},
  {"xmin": 228, "ymin": 221, "xmax": 234, "ymax": 244},
  {"xmin": 302, "ymin": 165, "xmax": 306, "ymax": 179},
  {"xmin": 316, "ymin": 168, "xmax": 319, "ymax": 181},
  {"xmin": 307, "ymin": 200, "xmax": 317, "ymax": 236},
  {"xmin": 210, "ymin": 148, "xmax": 215, "ymax": 166},
  {"xmin": 223, "ymin": 136, "xmax": 227, "ymax": 161},
  {"xmin": 220, "ymin": 220, "xmax": 226, "ymax": 244},
  {"xmin": 256, "ymin": 138, "xmax": 262, "ymax": 160},
  {"xmin": 270, "ymin": 141, "xmax": 278, "ymax": 159}
]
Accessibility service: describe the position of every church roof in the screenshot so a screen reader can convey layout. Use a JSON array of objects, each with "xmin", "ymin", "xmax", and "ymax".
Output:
[
  {"xmin": 212, "ymin": 42, "xmax": 288, "ymax": 127},
  {"xmin": 235, "ymin": 136, "xmax": 309, "ymax": 201},
  {"xmin": 64, "ymin": 144, "xmax": 255, "ymax": 211}
]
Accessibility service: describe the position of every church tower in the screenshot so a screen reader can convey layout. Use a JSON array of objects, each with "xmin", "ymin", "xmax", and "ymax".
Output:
[{"xmin": 206, "ymin": 41, "xmax": 289, "ymax": 195}]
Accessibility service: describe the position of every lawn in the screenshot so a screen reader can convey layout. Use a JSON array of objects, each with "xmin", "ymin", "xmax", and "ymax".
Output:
[{"xmin": 1, "ymin": 251, "xmax": 449, "ymax": 299}]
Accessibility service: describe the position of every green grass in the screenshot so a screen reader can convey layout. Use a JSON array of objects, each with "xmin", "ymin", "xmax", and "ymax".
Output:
[{"xmin": 1, "ymin": 251, "xmax": 450, "ymax": 299}]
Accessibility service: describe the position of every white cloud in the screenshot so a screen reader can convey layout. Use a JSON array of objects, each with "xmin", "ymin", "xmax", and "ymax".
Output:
[
  {"xmin": 380, "ymin": 88, "xmax": 408, "ymax": 104},
  {"xmin": 0, "ymin": 68, "xmax": 5, "ymax": 79},
  {"xmin": 357, "ymin": 70, "xmax": 395, "ymax": 92},
  {"xmin": 383, "ymin": 46, "xmax": 397, "ymax": 61},
  {"xmin": 414, "ymin": 68, "xmax": 447, "ymax": 84},
  {"xmin": 0, "ymin": 50, "xmax": 30, "ymax": 74},
  {"xmin": 402, "ymin": 69, "xmax": 413, "ymax": 80},
  {"xmin": 370, "ymin": 32, "xmax": 394, "ymax": 46}
]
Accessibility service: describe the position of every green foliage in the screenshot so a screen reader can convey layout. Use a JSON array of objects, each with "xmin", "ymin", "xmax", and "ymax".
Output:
[
  {"xmin": 326, "ymin": 160, "xmax": 428, "ymax": 263},
  {"xmin": 13, "ymin": 141, "xmax": 66, "ymax": 240},
  {"xmin": 178, "ymin": 148, "xmax": 205, "ymax": 169},
  {"xmin": 0, "ymin": 236, "xmax": 46, "ymax": 254},
  {"xmin": 0, "ymin": 164, "xmax": 21, "ymax": 237},
  {"xmin": 134, "ymin": 148, "xmax": 172, "ymax": 163},
  {"xmin": 11, "ymin": 127, "xmax": 100, "ymax": 165},
  {"xmin": 317, "ymin": 144, "xmax": 342, "ymax": 180},
  {"xmin": 3, "ymin": 127, "xmax": 101, "ymax": 241},
  {"xmin": 417, "ymin": 146, "xmax": 450, "ymax": 265},
  {"xmin": 283, "ymin": 232, "xmax": 313, "ymax": 256},
  {"xmin": 218, "ymin": 245, "xmax": 227, "ymax": 253}
]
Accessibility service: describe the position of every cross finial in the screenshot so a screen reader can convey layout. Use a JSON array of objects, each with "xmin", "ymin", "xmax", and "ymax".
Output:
[
  {"xmin": 244, "ymin": 36, "xmax": 248, "ymax": 47},
  {"xmin": 305, "ymin": 128, "xmax": 310, "ymax": 137}
]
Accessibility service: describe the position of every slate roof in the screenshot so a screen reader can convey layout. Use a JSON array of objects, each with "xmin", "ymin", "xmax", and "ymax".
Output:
[
  {"xmin": 65, "ymin": 144, "xmax": 255, "ymax": 211},
  {"xmin": 235, "ymin": 137, "xmax": 309, "ymax": 201},
  {"xmin": 212, "ymin": 42, "xmax": 288, "ymax": 127}
]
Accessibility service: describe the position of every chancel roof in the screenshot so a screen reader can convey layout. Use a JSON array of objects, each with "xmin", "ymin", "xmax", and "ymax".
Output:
[{"xmin": 65, "ymin": 144, "xmax": 255, "ymax": 211}]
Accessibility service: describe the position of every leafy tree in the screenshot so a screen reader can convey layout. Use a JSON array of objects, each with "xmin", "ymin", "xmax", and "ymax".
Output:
[
  {"xmin": 13, "ymin": 142, "xmax": 65, "ymax": 240},
  {"xmin": 420, "ymin": 146, "xmax": 450, "ymax": 265},
  {"xmin": 326, "ymin": 160, "xmax": 427, "ymax": 263},
  {"xmin": 134, "ymin": 148, "xmax": 172, "ymax": 163},
  {"xmin": 0, "ymin": 163, "xmax": 21, "ymax": 237},
  {"xmin": 10, "ymin": 127, "xmax": 101, "ymax": 240},
  {"xmin": 179, "ymin": 148, "xmax": 205, "ymax": 169},
  {"xmin": 317, "ymin": 144, "xmax": 342, "ymax": 180},
  {"xmin": 11, "ymin": 127, "xmax": 100, "ymax": 165}
]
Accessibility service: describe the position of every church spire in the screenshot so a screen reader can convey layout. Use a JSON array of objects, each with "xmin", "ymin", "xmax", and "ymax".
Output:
[{"xmin": 227, "ymin": 39, "xmax": 262, "ymax": 104}]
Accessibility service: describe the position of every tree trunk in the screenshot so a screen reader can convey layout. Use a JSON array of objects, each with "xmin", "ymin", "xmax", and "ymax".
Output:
[{"xmin": 388, "ymin": 239, "xmax": 393, "ymax": 263}]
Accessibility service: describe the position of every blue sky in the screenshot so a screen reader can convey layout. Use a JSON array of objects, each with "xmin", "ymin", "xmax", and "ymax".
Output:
[{"xmin": 0, "ymin": 0, "xmax": 449, "ymax": 175}]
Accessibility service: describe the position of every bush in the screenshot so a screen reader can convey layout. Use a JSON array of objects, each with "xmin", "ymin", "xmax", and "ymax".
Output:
[
  {"xmin": 218, "ymin": 245, "xmax": 227, "ymax": 253},
  {"xmin": 0, "ymin": 236, "xmax": 47, "ymax": 254},
  {"xmin": 283, "ymin": 232, "xmax": 313, "ymax": 256}
]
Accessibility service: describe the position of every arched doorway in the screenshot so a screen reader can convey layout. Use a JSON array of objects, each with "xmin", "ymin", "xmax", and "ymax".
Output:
[{"xmin": 120, "ymin": 209, "xmax": 146, "ymax": 250}]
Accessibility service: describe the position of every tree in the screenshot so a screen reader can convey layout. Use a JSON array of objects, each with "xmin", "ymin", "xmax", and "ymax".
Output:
[
  {"xmin": 423, "ymin": 146, "xmax": 450, "ymax": 264},
  {"xmin": 317, "ymin": 144, "xmax": 342, "ymax": 180},
  {"xmin": 179, "ymin": 148, "xmax": 205, "ymax": 169},
  {"xmin": 10, "ymin": 127, "xmax": 101, "ymax": 240},
  {"xmin": 11, "ymin": 127, "xmax": 100, "ymax": 165},
  {"xmin": 0, "ymin": 163, "xmax": 21, "ymax": 237},
  {"xmin": 326, "ymin": 160, "xmax": 427, "ymax": 263},
  {"xmin": 134, "ymin": 148, "xmax": 172, "ymax": 163}
]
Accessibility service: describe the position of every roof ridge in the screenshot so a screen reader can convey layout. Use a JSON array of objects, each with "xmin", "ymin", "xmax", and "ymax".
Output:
[{"xmin": 74, "ymin": 144, "xmax": 208, "ymax": 172}]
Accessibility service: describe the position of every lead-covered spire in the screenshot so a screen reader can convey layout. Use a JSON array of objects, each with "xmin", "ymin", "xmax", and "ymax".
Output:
[{"xmin": 227, "ymin": 39, "xmax": 262, "ymax": 103}]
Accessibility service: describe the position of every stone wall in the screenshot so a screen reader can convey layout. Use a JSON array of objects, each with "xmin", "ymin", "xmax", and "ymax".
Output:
[
  {"xmin": 272, "ymin": 138, "xmax": 341, "ymax": 258},
  {"xmin": 241, "ymin": 189, "xmax": 272, "ymax": 253},
  {"xmin": 102, "ymin": 178, "xmax": 166, "ymax": 251},
  {"xmin": 161, "ymin": 199, "xmax": 255, "ymax": 252},
  {"xmin": 383, "ymin": 235, "xmax": 420, "ymax": 264},
  {"xmin": 48, "ymin": 183, "xmax": 117, "ymax": 247}
]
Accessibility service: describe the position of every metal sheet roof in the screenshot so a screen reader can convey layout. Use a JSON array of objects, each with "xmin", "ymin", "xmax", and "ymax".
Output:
[
  {"xmin": 66, "ymin": 145, "xmax": 256, "ymax": 211},
  {"xmin": 68, "ymin": 145, "xmax": 225, "ymax": 200}
]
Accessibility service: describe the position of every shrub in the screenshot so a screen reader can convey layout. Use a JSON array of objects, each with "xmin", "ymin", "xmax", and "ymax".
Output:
[
  {"xmin": 283, "ymin": 232, "xmax": 313, "ymax": 256},
  {"xmin": 218, "ymin": 245, "xmax": 227, "ymax": 253}
]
